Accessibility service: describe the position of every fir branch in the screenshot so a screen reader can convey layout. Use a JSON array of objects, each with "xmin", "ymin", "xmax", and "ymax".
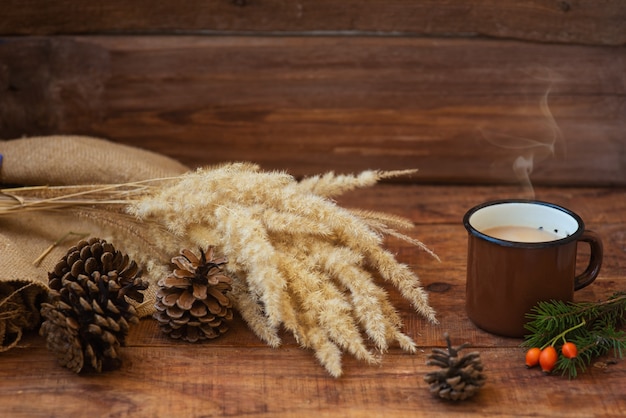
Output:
[{"xmin": 522, "ymin": 292, "xmax": 626, "ymax": 378}]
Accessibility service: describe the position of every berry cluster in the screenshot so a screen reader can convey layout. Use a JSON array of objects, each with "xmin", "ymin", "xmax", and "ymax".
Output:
[
  {"xmin": 525, "ymin": 342, "xmax": 578, "ymax": 373},
  {"xmin": 524, "ymin": 320, "xmax": 583, "ymax": 374}
]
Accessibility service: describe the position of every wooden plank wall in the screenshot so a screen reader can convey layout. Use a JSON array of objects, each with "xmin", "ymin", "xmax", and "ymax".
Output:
[{"xmin": 1, "ymin": 1, "xmax": 624, "ymax": 186}]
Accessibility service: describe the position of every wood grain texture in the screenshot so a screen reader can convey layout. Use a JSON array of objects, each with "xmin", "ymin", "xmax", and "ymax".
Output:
[
  {"xmin": 0, "ymin": 184, "xmax": 624, "ymax": 417},
  {"xmin": 1, "ymin": 36, "xmax": 624, "ymax": 186},
  {"xmin": 1, "ymin": 0, "xmax": 625, "ymax": 45},
  {"xmin": 1, "ymin": 3, "xmax": 624, "ymax": 414}
]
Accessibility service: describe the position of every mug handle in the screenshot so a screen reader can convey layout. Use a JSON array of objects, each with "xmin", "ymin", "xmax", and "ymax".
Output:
[{"xmin": 574, "ymin": 230, "xmax": 603, "ymax": 291}]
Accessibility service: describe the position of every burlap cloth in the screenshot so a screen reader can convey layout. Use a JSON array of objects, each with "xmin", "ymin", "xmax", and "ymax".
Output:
[{"xmin": 0, "ymin": 136, "xmax": 189, "ymax": 351}]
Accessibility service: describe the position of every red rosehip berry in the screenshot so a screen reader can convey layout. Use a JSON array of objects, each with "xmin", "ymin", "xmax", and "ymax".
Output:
[
  {"xmin": 539, "ymin": 346, "xmax": 558, "ymax": 373},
  {"xmin": 525, "ymin": 347, "xmax": 542, "ymax": 368},
  {"xmin": 561, "ymin": 342, "xmax": 578, "ymax": 359}
]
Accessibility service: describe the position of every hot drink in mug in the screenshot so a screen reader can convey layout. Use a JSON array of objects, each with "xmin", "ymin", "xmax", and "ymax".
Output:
[{"xmin": 463, "ymin": 200, "xmax": 603, "ymax": 337}]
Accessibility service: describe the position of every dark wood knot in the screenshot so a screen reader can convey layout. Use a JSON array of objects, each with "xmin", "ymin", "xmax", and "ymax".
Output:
[{"xmin": 426, "ymin": 282, "xmax": 451, "ymax": 293}]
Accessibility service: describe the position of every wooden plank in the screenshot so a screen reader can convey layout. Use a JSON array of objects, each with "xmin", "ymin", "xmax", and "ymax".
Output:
[
  {"xmin": 1, "ymin": 340, "xmax": 625, "ymax": 417},
  {"xmin": 1, "ymin": 0, "xmax": 625, "ymax": 45},
  {"xmin": 0, "ymin": 184, "xmax": 624, "ymax": 417},
  {"xmin": 333, "ymin": 184, "xmax": 626, "ymax": 224},
  {"xmin": 1, "ymin": 36, "xmax": 624, "ymax": 186}
]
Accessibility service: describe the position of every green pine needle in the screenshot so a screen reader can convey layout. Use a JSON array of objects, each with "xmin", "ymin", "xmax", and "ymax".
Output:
[{"xmin": 522, "ymin": 291, "xmax": 626, "ymax": 378}]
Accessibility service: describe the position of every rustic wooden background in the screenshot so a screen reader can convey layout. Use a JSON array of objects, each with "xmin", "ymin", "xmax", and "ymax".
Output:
[
  {"xmin": 1, "ymin": 3, "xmax": 625, "ymax": 416},
  {"xmin": 1, "ymin": 1, "xmax": 625, "ymax": 186}
]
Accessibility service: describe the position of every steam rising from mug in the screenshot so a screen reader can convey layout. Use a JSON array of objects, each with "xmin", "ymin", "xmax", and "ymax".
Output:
[{"xmin": 480, "ymin": 87, "xmax": 564, "ymax": 198}]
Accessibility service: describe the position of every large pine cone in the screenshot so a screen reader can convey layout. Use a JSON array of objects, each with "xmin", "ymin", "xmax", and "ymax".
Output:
[
  {"xmin": 424, "ymin": 333, "xmax": 486, "ymax": 401},
  {"xmin": 154, "ymin": 247, "xmax": 233, "ymax": 343},
  {"xmin": 39, "ymin": 238, "xmax": 148, "ymax": 373}
]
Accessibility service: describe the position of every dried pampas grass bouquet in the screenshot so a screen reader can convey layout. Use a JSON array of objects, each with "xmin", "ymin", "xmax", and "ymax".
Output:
[{"xmin": 1, "ymin": 162, "xmax": 437, "ymax": 377}]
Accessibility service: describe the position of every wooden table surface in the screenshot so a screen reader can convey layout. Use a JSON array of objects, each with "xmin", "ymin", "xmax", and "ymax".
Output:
[{"xmin": 1, "ymin": 183, "xmax": 624, "ymax": 417}]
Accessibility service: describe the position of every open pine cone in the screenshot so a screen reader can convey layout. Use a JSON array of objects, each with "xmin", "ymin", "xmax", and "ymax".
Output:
[
  {"xmin": 39, "ymin": 237, "xmax": 148, "ymax": 373},
  {"xmin": 424, "ymin": 333, "xmax": 486, "ymax": 401},
  {"xmin": 154, "ymin": 246, "xmax": 233, "ymax": 342}
]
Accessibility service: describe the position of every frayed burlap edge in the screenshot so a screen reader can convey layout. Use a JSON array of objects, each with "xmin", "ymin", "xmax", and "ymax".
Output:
[{"xmin": 0, "ymin": 279, "xmax": 48, "ymax": 351}]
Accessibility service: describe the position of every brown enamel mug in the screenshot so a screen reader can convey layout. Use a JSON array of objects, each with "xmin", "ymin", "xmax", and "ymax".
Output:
[{"xmin": 463, "ymin": 200, "xmax": 603, "ymax": 337}]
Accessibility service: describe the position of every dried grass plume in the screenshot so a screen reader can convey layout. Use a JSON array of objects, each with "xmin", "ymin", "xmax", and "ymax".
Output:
[{"xmin": 1, "ymin": 163, "xmax": 437, "ymax": 377}]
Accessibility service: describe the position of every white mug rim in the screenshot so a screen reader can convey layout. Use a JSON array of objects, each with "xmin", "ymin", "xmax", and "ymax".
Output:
[{"xmin": 463, "ymin": 199, "xmax": 585, "ymax": 248}]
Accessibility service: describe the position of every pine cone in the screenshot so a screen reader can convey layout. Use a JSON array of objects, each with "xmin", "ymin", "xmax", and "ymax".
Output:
[
  {"xmin": 154, "ymin": 247, "xmax": 233, "ymax": 342},
  {"xmin": 424, "ymin": 333, "xmax": 486, "ymax": 401},
  {"xmin": 39, "ymin": 237, "xmax": 148, "ymax": 373}
]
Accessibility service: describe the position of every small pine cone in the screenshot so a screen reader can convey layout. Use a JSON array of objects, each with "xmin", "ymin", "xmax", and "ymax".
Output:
[
  {"xmin": 39, "ymin": 237, "xmax": 148, "ymax": 373},
  {"xmin": 424, "ymin": 332, "xmax": 486, "ymax": 401},
  {"xmin": 154, "ymin": 247, "xmax": 233, "ymax": 343}
]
